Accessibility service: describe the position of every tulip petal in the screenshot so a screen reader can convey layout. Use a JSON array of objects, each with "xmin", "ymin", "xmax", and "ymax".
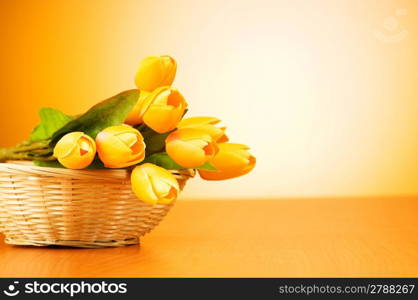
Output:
[
  {"xmin": 198, "ymin": 143, "xmax": 256, "ymax": 180},
  {"xmin": 140, "ymin": 87, "xmax": 187, "ymax": 133},
  {"xmin": 149, "ymin": 176, "xmax": 171, "ymax": 198},
  {"xmin": 131, "ymin": 163, "xmax": 179, "ymax": 205},
  {"xmin": 158, "ymin": 187, "xmax": 178, "ymax": 204},
  {"xmin": 165, "ymin": 128, "xmax": 217, "ymax": 168},
  {"xmin": 216, "ymin": 127, "xmax": 229, "ymax": 143},
  {"xmin": 96, "ymin": 125, "xmax": 146, "ymax": 168},
  {"xmin": 53, "ymin": 132, "xmax": 96, "ymax": 169},
  {"xmin": 131, "ymin": 167, "xmax": 159, "ymax": 205},
  {"xmin": 212, "ymin": 149, "xmax": 250, "ymax": 171},
  {"xmin": 198, "ymin": 160, "xmax": 255, "ymax": 180},
  {"xmin": 135, "ymin": 56, "xmax": 177, "ymax": 91},
  {"xmin": 144, "ymin": 104, "xmax": 182, "ymax": 133},
  {"xmin": 174, "ymin": 128, "xmax": 212, "ymax": 142},
  {"xmin": 79, "ymin": 137, "xmax": 92, "ymax": 156},
  {"xmin": 177, "ymin": 117, "xmax": 228, "ymax": 142},
  {"xmin": 179, "ymin": 117, "xmax": 221, "ymax": 128},
  {"xmin": 53, "ymin": 132, "xmax": 84, "ymax": 159},
  {"xmin": 148, "ymin": 163, "xmax": 179, "ymax": 203},
  {"xmin": 116, "ymin": 132, "xmax": 138, "ymax": 148},
  {"xmin": 166, "ymin": 139, "xmax": 207, "ymax": 168},
  {"xmin": 160, "ymin": 55, "xmax": 177, "ymax": 87}
]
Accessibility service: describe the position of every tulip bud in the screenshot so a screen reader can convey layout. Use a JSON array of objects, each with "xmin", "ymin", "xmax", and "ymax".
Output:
[
  {"xmin": 198, "ymin": 143, "xmax": 256, "ymax": 180},
  {"xmin": 165, "ymin": 128, "xmax": 218, "ymax": 168},
  {"xmin": 135, "ymin": 56, "xmax": 177, "ymax": 92},
  {"xmin": 53, "ymin": 132, "xmax": 96, "ymax": 169},
  {"xmin": 178, "ymin": 116, "xmax": 228, "ymax": 143},
  {"xmin": 131, "ymin": 163, "xmax": 180, "ymax": 205},
  {"xmin": 96, "ymin": 125, "xmax": 146, "ymax": 168},
  {"xmin": 142, "ymin": 86, "xmax": 188, "ymax": 133}
]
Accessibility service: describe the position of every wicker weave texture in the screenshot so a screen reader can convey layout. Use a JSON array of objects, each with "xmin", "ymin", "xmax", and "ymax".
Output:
[{"xmin": 0, "ymin": 162, "xmax": 193, "ymax": 248}]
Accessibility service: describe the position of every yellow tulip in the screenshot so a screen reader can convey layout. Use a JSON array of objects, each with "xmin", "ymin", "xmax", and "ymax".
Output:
[
  {"xmin": 53, "ymin": 132, "xmax": 96, "ymax": 169},
  {"xmin": 124, "ymin": 91, "xmax": 152, "ymax": 125},
  {"xmin": 96, "ymin": 125, "xmax": 146, "ymax": 168},
  {"xmin": 142, "ymin": 86, "xmax": 188, "ymax": 133},
  {"xmin": 198, "ymin": 143, "xmax": 256, "ymax": 180},
  {"xmin": 165, "ymin": 128, "xmax": 218, "ymax": 168},
  {"xmin": 131, "ymin": 163, "xmax": 180, "ymax": 205},
  {"xmin": 178, "ymin": 116, "xmax": 228, "ymax": 143},
  {"xmin": 135, "ymin": 55, "xmax": 177, "ymax": 92}
]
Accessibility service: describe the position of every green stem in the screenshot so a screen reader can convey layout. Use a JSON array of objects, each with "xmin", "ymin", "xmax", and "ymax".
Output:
[
  {"xmin": 0, "ymin": 140, "xmax": 54, "ymax": 162},
  {"xmin": 12, "ymin": 141, "xmax": 49, "ymax": 153}
]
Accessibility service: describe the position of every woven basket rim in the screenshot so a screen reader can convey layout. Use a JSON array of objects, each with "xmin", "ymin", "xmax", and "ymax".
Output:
[{"xmin": 0, "ymin": 161, "xmax": 195, "ymax": 181}]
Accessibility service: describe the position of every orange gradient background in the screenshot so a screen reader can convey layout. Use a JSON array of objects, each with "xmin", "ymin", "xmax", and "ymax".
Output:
[{"xmin": 1, "ymin": 0, "xmax": 417, "ymax": 199}]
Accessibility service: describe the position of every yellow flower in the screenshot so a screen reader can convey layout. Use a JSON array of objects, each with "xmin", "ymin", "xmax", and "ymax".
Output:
[
  {"xmin": 142, "ymin": 86, "xmax": 188, "ymax": 133},
  {"xmin": 165, "ymin": 128, "xmax": 218, "ymax": 168},
  {"xmin": 131, "ymin": 163, "xmax": 180, "ymax": 205},
  {"xmin": 53, "ymin": 132, "xmax": 96, "ymax": 169},
  {"xmin": 198, "ymin": 143, "xmax": 256, "ymax": 180},
  {"xmin": 178, "ymin": 116, "xmax": 228, "ymax": 143},
  {"xmin": 96, "ymin": 125, "xmax": 145, "ymax": 168},
  {"xmin": 135, "ymin": 55, "xmax": 177, "ymax": 92}
]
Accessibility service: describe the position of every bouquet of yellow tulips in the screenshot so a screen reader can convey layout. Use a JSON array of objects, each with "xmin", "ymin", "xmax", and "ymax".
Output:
[{"xmin": 0, "ymin": 56, "xmax": 256, "ymax": 205}]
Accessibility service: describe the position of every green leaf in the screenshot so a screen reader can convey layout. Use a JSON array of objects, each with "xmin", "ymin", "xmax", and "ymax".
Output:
[
  {"xmin": 85, "ymin": 157, "xmax": 109, "ymax": 169},
  {"xmin": 33, "ymin": 160, "xmax": 64, "ymax": 168},
  {"xmin": 143, "ymin": 152, "xmax": 217, "ymax": 171},
  {"xmin": 50, "ymin": 89, "xmax": 140, "ymax": 144},
  {"xmin": 139, "ymin": 126, "xmax": 171, "ymax": 156},
  {"xmin": 30, "ymin": 108, "xmax": 73, "ymax": 142},
  {"xmin": 143, "ymin": 152, "xmax": 184, "ymax": 170},
  {"xmin": 196, "ymin": 161, "xmax": 217, "ymax": 171}
]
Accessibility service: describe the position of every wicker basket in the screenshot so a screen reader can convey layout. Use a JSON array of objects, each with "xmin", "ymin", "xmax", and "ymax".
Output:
[{"xmin": 0, "ymin": 162, "xmax": 194, "ymax": 248}]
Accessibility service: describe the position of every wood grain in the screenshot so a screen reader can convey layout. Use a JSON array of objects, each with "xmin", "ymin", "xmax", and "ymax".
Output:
[{"xmin": 0, "ymin": 198, "xmax": 417, "ymax": 277}]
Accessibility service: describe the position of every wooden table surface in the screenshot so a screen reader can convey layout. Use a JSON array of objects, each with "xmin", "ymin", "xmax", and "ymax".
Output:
[{"xmin": 0, "ymin": 198, "xmax": 417, "ymax": 277}]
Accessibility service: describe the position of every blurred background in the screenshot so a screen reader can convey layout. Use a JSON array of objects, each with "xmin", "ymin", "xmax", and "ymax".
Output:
[{"xmin": 0, "ymin": 0, "xmax": 417, "ymax": 199}]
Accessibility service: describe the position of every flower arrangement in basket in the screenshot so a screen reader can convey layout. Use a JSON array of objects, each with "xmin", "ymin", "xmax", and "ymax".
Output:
[{"xmin": 0, "ymin": 56, "xmax": 256, "ymax": 248}]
